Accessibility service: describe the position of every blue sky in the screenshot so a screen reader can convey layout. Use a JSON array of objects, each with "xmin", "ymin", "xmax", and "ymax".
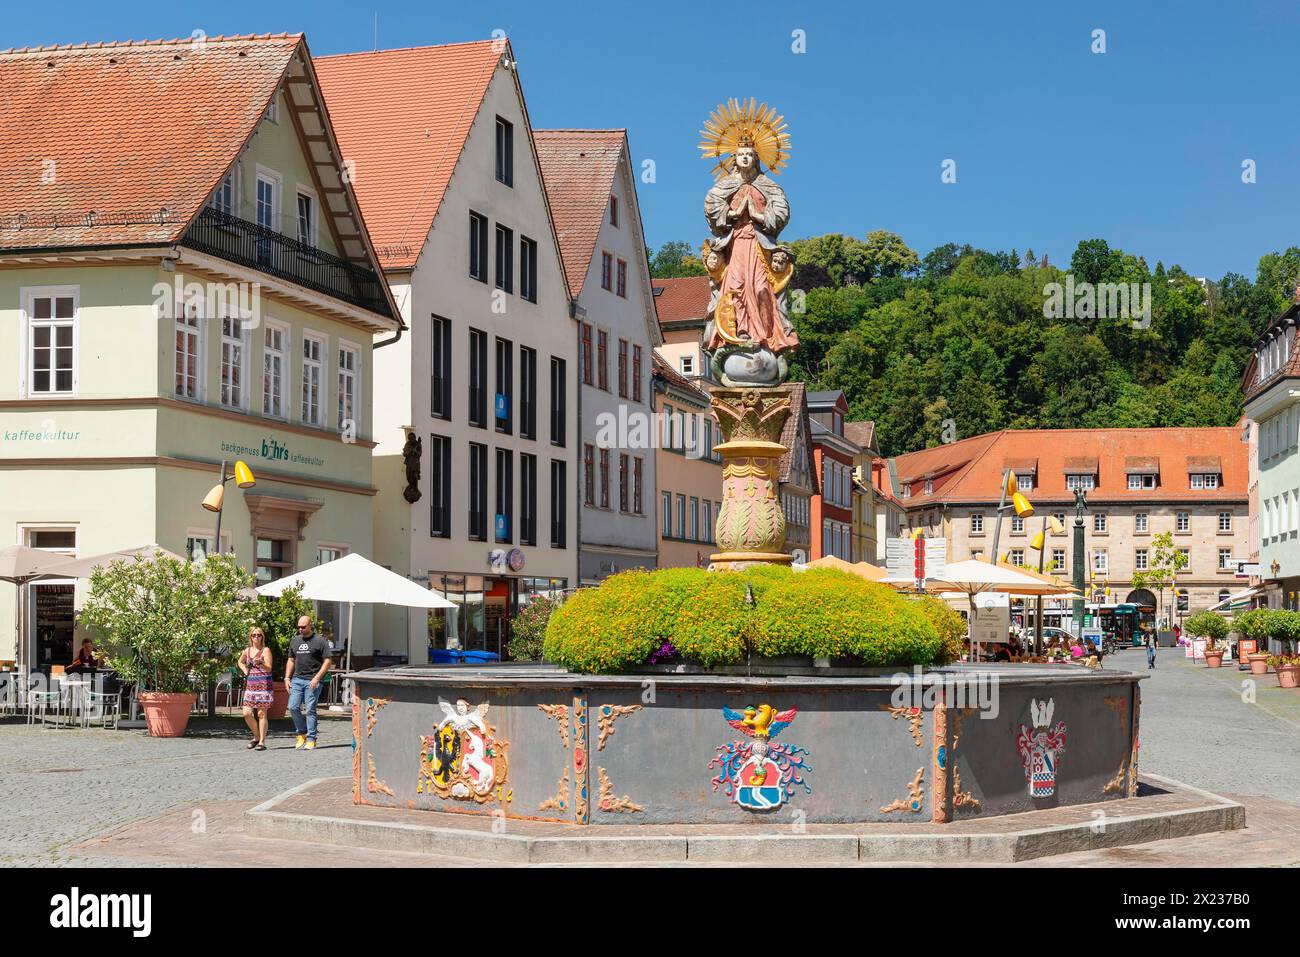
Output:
[{"xmin": 9, "ymin": 0, "xmax": 1300, "ymax": 279}]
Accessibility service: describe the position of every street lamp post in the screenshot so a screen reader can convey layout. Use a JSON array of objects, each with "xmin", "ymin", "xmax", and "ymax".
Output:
[
  {"xmin": 200, "ymin": 459, "xmax": 255, "ymax": 718},
  {"xmin": 990, "ymin": 469, "xmax": 1035, "ymax": 563},
  {"xmin": 1071, "ymin": 487, "xmax": 1088, "ymax": 637},
  {"xmin": 1029, "ymin": 514, "xmax": 1067, "ymax": 655},
  {"xmin": 201, "ymin": 459, "xmax": 256, "ymax": 556}
]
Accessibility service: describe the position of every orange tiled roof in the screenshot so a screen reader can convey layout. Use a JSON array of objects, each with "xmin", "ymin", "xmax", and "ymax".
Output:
[
  {"xmin": 893, "ymin": 428, "xmax": 1247, "ymax": 504},
  {"xmin": 651, "ymin": 350, "xmax": 709, "ymax": 406},
  {"xmin": 315, "ymin": 41, "xmax": 504, "ymax": 269},
  {"xmin": 535, "ymin": 130, "xmax": 625, "ymax": 299},
  {"xmin": 0, "ymin": 34, "xmax": 301, "ymax": 251},
  {"xmin": 652, "ymin": 276, "xmax": 711, "ymax": 326}
]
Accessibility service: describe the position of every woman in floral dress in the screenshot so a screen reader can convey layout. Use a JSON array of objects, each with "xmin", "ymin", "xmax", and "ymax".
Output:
[{"xmin": 239, "ymin": 627, "xmax": 274, "ymax": 750}]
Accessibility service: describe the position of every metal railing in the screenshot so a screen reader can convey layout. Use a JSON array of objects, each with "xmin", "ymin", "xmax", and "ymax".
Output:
[{"xmin": 181, "ymin": 206, "xmax": 392, "ymax": 318}]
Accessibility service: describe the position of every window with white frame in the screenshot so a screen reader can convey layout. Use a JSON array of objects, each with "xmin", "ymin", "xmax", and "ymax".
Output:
[
  {"xmin": 1135, "ymin": 512, "xmax": 1148, "ymax": 533},
  {"xmin": 338, "ymin": 343, "xmax": 359, "ymax": 430},
  {"xmin": 1011, "ymin": 515, "xmax": 1024, "ymax": 534},
  {"xmin": 1135, "ymin": 548, "xmax": 1148, "ymax": 571},
  {"xmin": 1066, "ymin": 473, "xmax": 1095, "ymax": 491},
  {"xmin": 1218, "ymin": 511, "xmax": 1232, "ymax": 533},
  {"xmin": 1176, "ymin": 510, "xmax": 1190, "ymax": 533},
  {"xmin": 970, "ymin": 514, "xmax": 984, "ymax": 534},
  {"xmin": 256, "ymin": 171, "xmax": 278, "ymax": 231},
  {"xmin": 1051, "ymin": 548, "xmax": 1065, "ymax": 571},
  {"xmin": 1190, "ymin": 473, "xmax": 1220, "ymax": 489},
  {"xmin": 1128, "ymin": 473, "xmax": 1156, "ymax": 490},
  {"xmin": 212, "ymin": 167, "xmax": 237, "ymax": 216},
  {"xmin": 220, "ymin": 316, "xmax": 246, "ymax": 409},
  {"xmin": 1016, "ymin": 473, "xmax": 1033, "ymax": 491},
  {"xmin": 296, "ymin": 190, "xmax": 316, "ymax": 247},
  {"xmin": 263, "ymin": 322, "xmax": 286, "ymax": 418},
  {"xmin": 1179, "ymin": 547, "xmax": 1191, "ymax": 569},
  {"xmin": 1009, "ymin": 548, "xmax": 1025, "ymax": 565},
  {"xmin": 1092, "ymin": 548, "xmax": 1108, "ymax": 574},
  {"xmin": 1218, "ymin": 547, "xmax": 1233, "ymax": 570},
  {"xmin": 302, "ymin": 333, "xmax": 324, "ymax": 426},
  {"xmin": 1093, "ymin": 513, "xmax": 1107, "ymax": 533},
  {"xmin": 25, "ymin": 288, "xmax": 77, "ymax": 396},
  {"xmin": 175, "ymin": 300, "xmax": 202, "ymax": 400}
]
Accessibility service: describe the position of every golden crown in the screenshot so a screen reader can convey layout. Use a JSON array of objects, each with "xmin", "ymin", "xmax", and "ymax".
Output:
[{"xmin": 699, "ymin": 98, "xmax": 791, "ymax": 176}]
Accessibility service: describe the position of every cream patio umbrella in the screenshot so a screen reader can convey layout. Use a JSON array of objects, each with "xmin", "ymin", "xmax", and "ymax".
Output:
[
  {"xmin": 0, "ymin": 544, "xmax": 89, "ymax": 672},
  {"xmin": 40, "ymin": 544, "xmax": 186, "ymax": 580},
  {"xmin": 804, "ymin": 554, "xmax": 889, "ymax": 581}
]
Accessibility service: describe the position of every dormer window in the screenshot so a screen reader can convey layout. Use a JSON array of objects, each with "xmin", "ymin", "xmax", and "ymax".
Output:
[
  {"xmin": 1066, "ymin": 473, "xmax": 1095, "ymax": 492},
  {"xmin": 924, "ymin": 479, "xmax": 933, "ymax": 495},
  {"xmin": 902, "ymin": 484, "xmax": 912, "ymax": 499},
  {"xmin": 1127, "ymin": 473, "xmax": 1156, "ymax": 490},
  {"xmin": 1190, "ymin": 473, "xmax": 1220, "ymax": 489},
  {"xmin": 1016, "ymin": 473, "xmax": 1033, "ymax": 491}
]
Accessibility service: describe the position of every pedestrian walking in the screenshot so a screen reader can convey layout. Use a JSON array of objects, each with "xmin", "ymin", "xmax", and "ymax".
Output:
[
  {"xmin": 239, "ymin": 627, "xmax": 274, "ymax": 750},
  {"xmin": 1146, "ymin": 635, "xmax": 1156, "ymax": 670},
  {"xmin": 285, "ymin": 615, "xmax": 331, "ymax": 750}
]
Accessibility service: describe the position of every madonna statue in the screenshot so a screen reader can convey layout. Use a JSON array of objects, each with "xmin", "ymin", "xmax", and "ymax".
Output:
[{"xmin": 698, "ymin": 99, "xmax": 797, "ymax": 387}]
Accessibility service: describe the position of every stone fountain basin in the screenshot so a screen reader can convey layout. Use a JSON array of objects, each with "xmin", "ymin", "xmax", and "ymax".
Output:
[{"xmin": 349, "ymin": 663, "xmax": 1144, "ymax": 826}]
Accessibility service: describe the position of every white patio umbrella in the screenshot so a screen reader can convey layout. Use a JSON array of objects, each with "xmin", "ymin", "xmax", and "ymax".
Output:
[
  {"xmin": 0, "ymin": 544, "xmax": 88, "ymax": 671},
  {"xmin": 255, "ymin": 552, "xmax": 455, "ymax": 674}
]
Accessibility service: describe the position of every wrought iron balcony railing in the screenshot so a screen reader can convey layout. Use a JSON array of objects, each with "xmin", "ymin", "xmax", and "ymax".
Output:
[{"xmin": 181, "ymin": 206, "xmax": 392, "ymax": 319}]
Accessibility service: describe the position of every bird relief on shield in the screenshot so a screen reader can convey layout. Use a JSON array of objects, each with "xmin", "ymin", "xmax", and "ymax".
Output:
[
  {"xmin": 418, "ymin": 697, "xmax": 511, "ymax": 804},
  {"xmin": 1016, "ymin": 698, "xmax": 1066, "ymax": 798},
  {"xmin": 710, "ymin": 703, "xmax": 811, "ymax": 811}
]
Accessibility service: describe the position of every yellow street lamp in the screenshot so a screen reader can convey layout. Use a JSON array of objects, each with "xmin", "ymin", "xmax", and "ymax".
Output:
[
  {"xmin": 202, "ymin": 458, "xmax": 255, "ymax": 555},
  {"xmin": 991, "ymin": 469, "xmax": 1035, "ymax": 561}
]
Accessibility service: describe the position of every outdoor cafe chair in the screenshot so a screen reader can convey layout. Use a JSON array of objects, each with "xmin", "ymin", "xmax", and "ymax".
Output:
[
  {"xmin": 27, "ymin": 689, "xmax": 64, "ymax": 728},
  {"xmin": 79, "ymin": 688, "xmax": 121, "ymax": 730}
]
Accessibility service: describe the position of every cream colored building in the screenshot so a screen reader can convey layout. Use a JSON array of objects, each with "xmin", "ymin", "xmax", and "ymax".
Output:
[
  {"xmin": 535, "ymin": 130, "xmax": 662, "ymax": 584},
  {"xmin": 0, "ymin": 36, "xmax": 400, "ymax": 669},
  {"xmin": 316, "ymin": 42, "xmax": 579, "ymax": 663},
  {"xmin": 893, "ymin": 428, "xmax": 1251, "ymax": 624}
]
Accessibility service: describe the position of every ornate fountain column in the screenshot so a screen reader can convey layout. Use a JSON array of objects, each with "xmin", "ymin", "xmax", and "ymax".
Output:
[
  {"xmin": 710, "ymin": 387, "xmax": 792, "ymax": 570},
  {"xmin": 696, "ymin": 99, "xmax": 797, "ymax": 571}
]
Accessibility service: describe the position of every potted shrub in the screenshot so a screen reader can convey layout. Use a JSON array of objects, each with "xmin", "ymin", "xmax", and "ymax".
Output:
[
  {"xmin": 80, "ymin": 552, "xmax": 255, "ymax": 737},
  {"xmin": 1233, "ymin": 609, "xmax": 1271, "ymax": 675},
  {"xmin": 1184, "ymin": 611, "xmax": 1228, "ymax": 668},
  {"xmin": 255, "ymin": 584, "xmax": 321, "ymax": 719},
  {"xmin": 1263, "ymin": 610, "xmax": 1300, "ymax": 687}
]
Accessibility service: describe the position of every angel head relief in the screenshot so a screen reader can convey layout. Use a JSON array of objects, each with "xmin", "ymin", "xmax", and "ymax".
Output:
[{"xmin": 699, "ymin": 99, "xmax": 798, "ymax": 388}]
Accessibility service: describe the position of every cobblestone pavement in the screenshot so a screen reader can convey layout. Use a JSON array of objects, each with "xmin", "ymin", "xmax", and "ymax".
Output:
[
  {"xmin": 1122, "ymin": 646, "xmax": 1300, "ymax": 805},
  {"xmin": 5, "ymin": 649, "xmax": 1299, "ymax": 866},
  {"xmin": 0, "ymin": 712, "xmax": 352, "ymax": 866}
]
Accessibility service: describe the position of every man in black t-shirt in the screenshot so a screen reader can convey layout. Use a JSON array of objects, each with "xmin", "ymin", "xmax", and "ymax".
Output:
[{"xmin": 284, "ymin": 616, "xmax": 331, "ymax": 750}]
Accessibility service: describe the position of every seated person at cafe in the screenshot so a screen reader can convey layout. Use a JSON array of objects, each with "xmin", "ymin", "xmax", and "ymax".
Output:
[{"xmin": 67, "ymin": 638, "xmax": 102, "ymax": 674}]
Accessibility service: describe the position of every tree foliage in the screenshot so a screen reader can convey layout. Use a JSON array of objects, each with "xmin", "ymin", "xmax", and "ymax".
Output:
[{"xmin": 652, "ymin": 232, "xmax": 1273, "ymax": 454}]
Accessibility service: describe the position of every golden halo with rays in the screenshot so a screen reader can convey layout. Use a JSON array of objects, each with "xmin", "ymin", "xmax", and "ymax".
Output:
[{"xmin": 699, "ymin": 98, "xmax": 791, "ymax": 176}]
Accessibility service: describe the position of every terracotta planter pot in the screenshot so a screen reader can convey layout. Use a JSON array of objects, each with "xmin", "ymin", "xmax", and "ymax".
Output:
[
  {"xmin": 268, "ymin": 681, "xmax": 289, "ymax": 720},
  {"xmin": 1204, "ymin": 651, "xmax": 1224, "ymax": 669},
  {"xmin": 1248, "ymin": 654, "xmax": 1270, "ymax": 676},
  {"xmin": 138, "ymin": 692, "xmax": 197, "ymax": 738},
  {"xmin": 1278, "ymin": 664, "xmax": 1300, "ymax": 689}
]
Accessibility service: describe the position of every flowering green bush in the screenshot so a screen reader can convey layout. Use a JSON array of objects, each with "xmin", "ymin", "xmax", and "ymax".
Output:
[
  {"xmin": 80, "ymin": 552, "xmax": 256, "ymax": 693},
  {"xmin": 543, "ymin": 566, "xmax": 948, "ymax": 674},
  {"xmin": 508, "ymin": 594, "xmax": 561, "ymax": 662}
]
